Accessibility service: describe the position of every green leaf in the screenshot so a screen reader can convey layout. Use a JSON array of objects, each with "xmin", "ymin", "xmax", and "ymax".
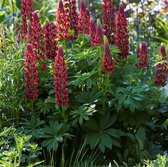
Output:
[
  {"xmin": 163, "ymin": 119, "xmax": 168, "ymax": 129},
  {"xmin": 27, "ymin": 160, "xmax": 45, "ymax": 167},
  {"xmin": 71, "ymin": 104, "xmax": 96, "ymax": 126},
  {"xmin": 130, "ymin": 102, "xmax": 136, "ymax": 112},
  {"xmin": 101, "ymin": 133, "xmax": 112, "ymax": 149},
  {"xmin": 84, "ymin": 118, "xmax": 99, "ymax": 132},
  {"xmin": 41, "ymin": 138, "xmax": 53, "ymax": 147},
  {"xmin": 131, "ymin": 94, "xmax": 144, "ymax": 101},
  {"xmin": 86, "ymin": 133, "xmax": 100, "ymax": 149},
  {"xmin": 118, "ymin": 95, "xmax": 127, "ymax": 105},
  {"xmin": 104, "ymin": 114, "xmax": 118, "ymax": 129},
  {"xmin": 48, "ymin": 89, "xmax": 55, "ymax": 95},
  {"xmin": 112, "ymin": 139, "xmax": 121, "ymax": 148},
  {"xmin": 123, "ymin": 98, "xmax": 131, "ymax": 108},
  {"xmin": 105, "ymin": 129, "xmax": 120, "ymax": 138},
  {"xmin": 41, "ymin": 121, "xmax": 72, "ymax": 151},
  {"xmin": 135, "ymin": 127, "xmax": 146, "ymax": 150},
  {"xmin": 16, "ymin": 0, "xmax": 21, "ymax": 9}
]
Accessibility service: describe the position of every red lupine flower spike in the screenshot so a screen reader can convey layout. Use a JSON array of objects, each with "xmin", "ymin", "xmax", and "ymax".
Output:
[
  {"xmin": 56, "ymin": 0, "xmax": 71, "ymax": 40},
  {"xmin": 154, "ymin": 63, "xmax": 167, "ymax": 87},
  {"xmin": 102, "ymin": 0, "xmax": 116, "ymax": 45},
  {"xmin": 137, "ymin": 42, "xmax": 149, "ymax": 68},
  {"xmin": 64, "ymin": 0, "xmax": 78, "ymax": 39},
  {"xmin": 94, "ymin": 19, "xmax": 103, "ymax": 47},
  {"xmin": 90, "ymin": 19, "xmax": 96, "ymax": 46},
  {"xmin": 160, "ymin": 44, "xmax": 167, "ymax": 61},
  {"xmin": 115, "ymin": 3, "xmax": 129, "ymax": 58},
  {"xmin": 24, "ymin": 44, "xmax": 38, "ymax": 101},
  {"xmin": 54, "ymin": 47, "xmax": 69, "ymax": 106},
  {"xmin": 21, "ymin": 0, "xmax": 33, "ymax": 39},
  {"xmin": 118, "ymin": 3, "xmax": 124, "ymax": 14},
  {"xmin": 44, "ymin": 22, "xmax": 58, "ymax": 60},
  {"xmin": 78, "ymin": 0, "xmax": 90, "ymax": 34},
  {"xmin": 160, "ymin": 44, "xmax": 168, "ymax": 74},
  {"xmin": 102, "ymin": 36, "xmax": 115, "ymax": 73},
  {"xmin": 154, "ymin": 44, "xmax": 168, "ymax": 87},
  {"xmin": 29, "ymin": 12, "xmax": 45, "ymax": 62},
  {"xmin": 59, "ymin": 0, "xmax": 64, "ymax": 11}
]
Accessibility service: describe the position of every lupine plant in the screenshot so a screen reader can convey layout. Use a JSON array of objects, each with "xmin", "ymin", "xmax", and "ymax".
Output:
[{"xmin": 0, "ymin": 0, "xmax": 168, "ymax": 166}]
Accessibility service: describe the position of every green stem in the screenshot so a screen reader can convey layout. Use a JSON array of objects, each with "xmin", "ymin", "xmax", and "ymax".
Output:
[
  {"xmin": 61, "ymin": 144, "xmax": 65, "ymax": 167},
  {"xmin": 14, "ymin": 155, "xmax": 17, "ymax": 167},
  {"xmin": 31, "ymin": 101, "xmax": 34, "ymax": 113},
  {"xmin": 102, "ymin": 73, "xmax": 110, "ymax": 112},
  {"xmin": 98, "ymin": 46, "xmax": 103, "ymax": 75},
  {"xmin": 82, "ymin": 33, "xmax": 85, "ymax": 46},
  {"xmin": 11, "ymin": 0, "xmax": 15, "ymax": 14},
  {"xmin": 64, "ymin": 40, "xmax": 67, "ymax": 56},
  {"xmin": 61, "ymin": 106, "xmax": 67, "ymax": 123}
]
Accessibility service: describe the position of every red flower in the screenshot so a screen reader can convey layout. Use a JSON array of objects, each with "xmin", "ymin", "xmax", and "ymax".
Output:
[
  {"xmin": 41, "ymin": 63, "xmax": 47, "ymax": 71},
  {"xmin": 24, "ymin": 44, "xmax": 38, "ymax": 101},
  {"xmin": 160, "ymin": 44, "xmax": 168, "ymax": 61},
  {"xmin": 154, "ymin": 63, "xmax": 167, "ymax": 87},
  {"xmin": 94, "ymin": 20, "xmax": 103, "ymax": 47},
  {"xmin": 44, "ymin": 22, "xmax": 58, "ymax": 60},
  {"xmin": 21, "ymin": 0, "xmax": 33, "ymax": 39},
  {"xmin": 154, "ymin": 45, "xmax": 168, "ymax": 87},
  {"xmin": 78, "ymin": 0, "xmax": 90, "ymax": 34},
  {"xmin": 102, "ymin": 37, "xmax": 115, "ymax": 73},
  {"xmin": 54, "ymin": 47, "xmax": 69, "ymax": 106},
  {"xmin": 56, "ymin": 0, "xmax": 71, "ymax": 40},
  {"xmin": 115, "ymin": 3, "xmax": 129, "ymax": 57},
  {"xmin": 64, "ymin": 0, "xmax": 78, "ymax": 38},
  {"xmin": 102, "ymin": 0, "xmax": 116, "ymax": 45},
  {"xmin": 137, "ymin": 42, "xmax": 149, "ymax": 68},
  {"xmin": 89, "ymin": 19, "xmax": 97, "ymax": 46},
  {"xmin": 160, "ymin": 44, "xmax": 168, "ymax": 74},
  {"xmin": 29, "ymin": 12, "xmax": 45, "ymax": 61}
]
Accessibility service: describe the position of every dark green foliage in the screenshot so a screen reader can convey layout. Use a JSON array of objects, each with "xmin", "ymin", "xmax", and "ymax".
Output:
[
  {"xmin": 0, "ymin": 0, "xmax": 168, "ymax": 166},
  {"xmin": 85, "ymin": 111, "xmax": 123, "ymax": 152},
  {"xmin": 40, "ymin": 121, "xmax": 73, "ymax": 151}
]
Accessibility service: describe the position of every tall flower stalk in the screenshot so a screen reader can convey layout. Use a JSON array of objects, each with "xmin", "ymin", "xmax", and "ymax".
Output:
[
  {"xmin": 160, "ymin": 44, "xmax": 168, "ymax": 61},
  {"xmin": 115, "ymin": 3, "xmax": 129, "ymax": 58},
  {"xmin": 29, "ymin": 12, "xmax": 45, "ymax": 62},
  {"xmin": 102, "ymin": 0, "xmax": 116, "ymax": 45},
  {"xmin": 21, "ymin": 0, "xmax": 33, "ymax": 39},
  {"xmin": 102, "ymin": 36, "xmax": 115, "ymax": 112},
  {"xmin": 154, "ymin": 44, "xmax": 168, "ymax": 87},
  {"xmin": 102, "ymin": 36, "xmax": 115, "ymax": 74},
  {"xmin": 78, "ymin": 0, "xmax": 90, "ymax": 35},
  {"xmin": 64, "ymin": 0, "xmax": 78, "ymax": 38},
  {"xmin": 54, "ymin": 47, "xmax": 69, "ymax": 107},
  {"xmin": 154, "ymin": 64, "xmax": 167, "ymax": 87},
  {"xmin": 24, "ymin": 44, "xmax": 38, "ymax": 102},
  {"xmin": 44, "ymin": 22, "xmax": 58, "ymax": 60},
  {"xmin": 94, "ymin": 19, "xmax": 103, "ymax": 47},
  {"xmin": 137, "ymin": 42, "xmax": 149, "ymax": 68},
  {"xmin": 56, "ymin": 0, "xmax": 71, "ymax": 40},
  {"xmin": 160, "ymin": 44, "xmax": 168, "ymax": 74}
]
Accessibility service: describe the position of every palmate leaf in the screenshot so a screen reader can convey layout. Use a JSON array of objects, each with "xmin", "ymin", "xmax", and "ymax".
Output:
[
  {"xmin": 77, "ymin": 91, "xmax": 101, "ymax": 104},
  {"xmin": 135, "ymin": 127, "xmax": 146, "ymax": 150},
  {"xmin": 70, "ymin": 104, "xmax": 97, "ymax": 126},
  {"xmin": 85, "ymin": 111, "xmax": 124, "ymax": 152},
  {"xmin": 115, "ymin": 86, "xmax": 146, "ymax": 112},
  {"xmin": 40, "ymin": 121, "xmax": 73, "ymax": 151},
  {"xmin": 22, "ymin": 116, "xmax": 45, "ymax": 139}
]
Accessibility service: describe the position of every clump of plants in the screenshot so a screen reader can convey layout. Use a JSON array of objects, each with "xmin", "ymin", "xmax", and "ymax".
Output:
[{"xmin": 0, "ymin": 0, "xmax": 168, "ymax": 166}]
